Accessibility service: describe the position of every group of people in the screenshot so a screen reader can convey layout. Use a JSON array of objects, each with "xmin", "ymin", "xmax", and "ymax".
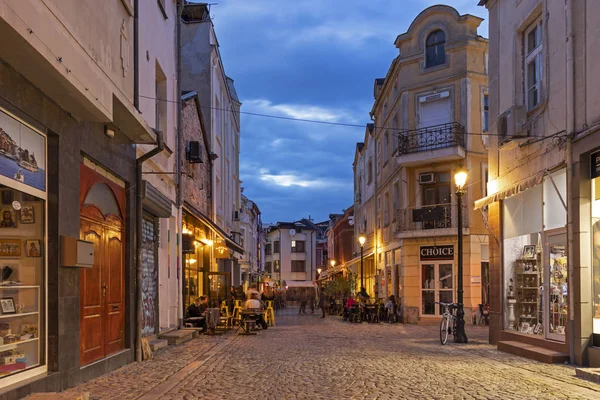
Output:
[
  {"xmin": 186, "ymin": 284, "xmax": 272, "ymax": 332},
  {"xmin": 343, "ymin": 288, "xmax": 400, "ymax": 322},
  {"xmin": 297, "ymin": 287, "xmax": 327, "ymax": 318}
]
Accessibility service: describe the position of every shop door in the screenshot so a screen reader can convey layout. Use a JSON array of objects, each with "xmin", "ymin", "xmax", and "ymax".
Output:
[
  {"xmin": 543, "ymin": 230, "xmax": 568, "ymax": 342},
  {"xmin": 421, "ymin": 263, "xmax": 454, "ymax": 316},
  {"xmin": 80, "ymin": 166, "xmax": 126, "ymax": 366},
  {"xmin": 80, "ymin": 212, "xmax": 125, "ymax": 365},
  {"xmin": 141, "ymin": 214, "xmax": 158, "ymax": 336},
  {"xmin": 207, "ymin": 272, "xmax": 230, "ymax": 308}
]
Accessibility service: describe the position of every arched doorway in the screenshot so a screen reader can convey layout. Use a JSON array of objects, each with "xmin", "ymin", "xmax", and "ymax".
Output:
[{"xmin": 79, "ymin": 164, "xmax": 126, "ymax": 366}]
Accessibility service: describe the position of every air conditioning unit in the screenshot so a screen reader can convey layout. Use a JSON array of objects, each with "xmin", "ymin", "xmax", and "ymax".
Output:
[
  {"xmin": 186, "ymin": 141, "xmax": 203, "ymax": 164},
  {"xmin": 419, "ymin": 173, "xmax": 435, "ymax": 184},
  {"xmin": 497, "ymin": 105, "xmax": 527, "ymax": 146}
]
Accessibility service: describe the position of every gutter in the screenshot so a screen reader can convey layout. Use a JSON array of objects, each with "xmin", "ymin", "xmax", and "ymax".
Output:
[
  {"xmin": 176, "ymin": 0, "xmax": 184, "ymax": 329},
  {"xmin": 133, "ymin": 0, "xmax": 139, "ymax": 111},
  {"xmin": 565, "ymin": 0, "xmax": 575, "ymax": 365},
  {"xmin": 135, "ymin": 130, "xmax": 164, "ymax": 362}
]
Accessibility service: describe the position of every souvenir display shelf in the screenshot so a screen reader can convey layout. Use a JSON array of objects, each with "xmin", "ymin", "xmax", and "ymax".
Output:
[
  {"xmin": 0, "ymin": 284, "xmax": 41, "ymax": 377},
  {"xmin": 514, "ymin": 257, "xmax": 543, "ymax": 336}
]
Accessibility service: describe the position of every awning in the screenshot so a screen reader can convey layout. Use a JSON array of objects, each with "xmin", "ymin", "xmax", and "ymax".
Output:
[
  {"xmin": 474, "ymin": 171, "xmax": 545, "ymax": 210},
  {"xmin": 142, "ymin": 181, "xmax": 173, "ymax": 218},
  {"xmin": 282, "ymin": 280, "xmax": 316, "ymax": 288},
  {"xmin": 183, "ymin": 202, "xmax": 244, "ymax": 254}
]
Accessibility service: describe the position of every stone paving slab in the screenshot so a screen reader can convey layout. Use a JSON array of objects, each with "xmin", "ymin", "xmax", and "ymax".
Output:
[{"xmin": 62, "ymin": 309, "xmax": 600, "ymax": 400}]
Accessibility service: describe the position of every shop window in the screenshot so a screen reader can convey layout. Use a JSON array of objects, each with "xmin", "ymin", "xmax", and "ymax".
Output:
[
  {"xmin": 0, "ymin": 185, "xmax": 45, "ymax": 378},
  {"xmin": 591, "ymin": 176, "xmax": 600, "ymax": 346},
  {"xmin": 502, "ymin": 171, "xmax": 568, "ymax": 340}
]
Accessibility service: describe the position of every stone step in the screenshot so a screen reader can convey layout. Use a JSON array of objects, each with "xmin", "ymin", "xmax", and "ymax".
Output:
[
  {"xmin": 159, "ymin": 329, "xmax": 194, "ymax": 345},
  {"xmin": 148, "ymin": 338, "xmax": 169, "ymax": 351},
  {"xmin": 181, "ymin": 328, "xmax": 200, "ymax": 338},
  {"xmin": 575, "ymin": 368, "xmax": 600, "ymax": 384},
  {"xmin": 497, "ymin": 340, "xmax": 569, "ymax": 364}
]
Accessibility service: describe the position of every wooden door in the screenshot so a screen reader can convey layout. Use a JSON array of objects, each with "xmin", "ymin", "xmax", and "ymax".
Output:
[
  {"xmin": 104, "ymin": 219, "xmax": 125, "ymax": 356},
  {"xmin": 80, "ymin": 215, "xmax": 105, "ymax": 365},
  {"xmin": 79, "ymin": 163, "xmax": 126, "ymax": 366}
]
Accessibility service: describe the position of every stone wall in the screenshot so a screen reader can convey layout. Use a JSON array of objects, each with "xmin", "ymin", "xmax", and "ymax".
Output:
[{"xmin": 181, "ymin": 96, "xmax": 211, "ymax": 217}]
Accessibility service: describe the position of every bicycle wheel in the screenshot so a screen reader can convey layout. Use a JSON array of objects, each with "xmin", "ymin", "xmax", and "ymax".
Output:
[{"xmin": 440, "ymin": 314, "xmax": 450, "ymax": 345}]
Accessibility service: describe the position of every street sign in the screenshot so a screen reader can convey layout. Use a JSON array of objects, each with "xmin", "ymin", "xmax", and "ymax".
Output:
[{"xmin": 420, "ymin": 245, "xmax": 454, "ymax": 261}]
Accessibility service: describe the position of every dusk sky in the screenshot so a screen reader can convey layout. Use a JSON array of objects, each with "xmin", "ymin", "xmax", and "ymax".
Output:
[{"xmin": 211, "ymin": 1, "xmax": 488, "ymax": 224}]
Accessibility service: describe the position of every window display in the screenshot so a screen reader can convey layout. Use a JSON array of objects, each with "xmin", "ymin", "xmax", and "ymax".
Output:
[
  {"xmin": 590, "ymin": 177, "xmax": 600, "ymax": 346},
  {"xmin": 503, "ymin": 169, "xmax": 567, "ymax": 340},
  {"xmin": 0, "ymin": 186, "xmax": 44, "ymax": 378}
]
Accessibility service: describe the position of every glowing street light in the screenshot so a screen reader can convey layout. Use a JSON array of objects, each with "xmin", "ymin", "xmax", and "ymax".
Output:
[{"xmin": 453, "ymin": 168, "xmax": 468, "ymax": 344}]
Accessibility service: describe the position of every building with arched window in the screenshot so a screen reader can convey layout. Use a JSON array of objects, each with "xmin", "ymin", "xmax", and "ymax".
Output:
[{"xmin": 353, "ymin": 5, "xmax": 489, "ymax": 324}]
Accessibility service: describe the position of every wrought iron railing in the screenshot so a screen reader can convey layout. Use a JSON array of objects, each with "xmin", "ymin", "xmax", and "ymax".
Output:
[
  {"xmin": 397, "ymin": 122, "xmax": 465, "ymax": 155},
  {"xmin": 394, "ymin": 203, "xmax": 468, "ymax": 232}
]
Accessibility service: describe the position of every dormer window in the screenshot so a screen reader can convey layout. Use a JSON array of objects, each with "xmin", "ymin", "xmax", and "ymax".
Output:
[{"xmin": 426, "ymin": 30, "xmax": 446, "ymax": 68}]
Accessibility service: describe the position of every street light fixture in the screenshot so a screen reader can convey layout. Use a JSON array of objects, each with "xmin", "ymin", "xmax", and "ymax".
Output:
[
  {"xmin": 330, "ymin": 259, "xmax": 336, "ymax": 268},
  {"xmin": 454, "ymin": 169, "xmax": 468, "ymax": 344},
  {"xmin": 317, "ymin": 267, "xmax": 322, "ymax": 275},
  {"xmin": 358, "ymin": 235, "xmax": 366, "ymax": 293}
]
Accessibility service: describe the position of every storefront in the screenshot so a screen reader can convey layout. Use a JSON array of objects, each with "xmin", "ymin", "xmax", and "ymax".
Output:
[
  {"xmin": 182, "ymin": 203, "xmax": 242, "ymax": 312},
  {"xmin": 477, "ymin": 166, "xmax": 569, "ymax": 358},
  {"xmin": 0, "ymin": 107, "xmax": 46, "ymax": 384}
]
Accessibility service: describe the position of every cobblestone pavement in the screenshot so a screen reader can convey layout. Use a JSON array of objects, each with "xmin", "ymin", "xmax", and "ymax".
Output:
[{"xmin": 65, "ymin": 309, "xmax": 600, "ymax": 400}]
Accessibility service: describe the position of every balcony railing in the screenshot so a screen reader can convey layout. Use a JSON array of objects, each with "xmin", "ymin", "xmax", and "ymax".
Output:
[
  {"xmin": 397, "ymin": 122, "xmax": 465, "ymax": 155},
  {"xmin": 394, "ymin": 203, "xmax": 468, "ymax": 233}
]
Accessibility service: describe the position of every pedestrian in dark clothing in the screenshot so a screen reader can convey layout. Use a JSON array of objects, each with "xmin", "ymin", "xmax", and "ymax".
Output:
[
  {"xmin": 310, "ymin": 289, "xmax": 315, "ymax": 313},
  {"xmin": 319, "ymin": 289, "xmax": 326, "ymax": 318},
  {"xmin": 299, "ymin": 289, "xmax": 308, "ymax": 314}
]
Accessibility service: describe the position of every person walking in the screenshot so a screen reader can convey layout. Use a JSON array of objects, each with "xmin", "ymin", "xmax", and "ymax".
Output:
[
  {"xmin": 299, "ymin": 289, "xmax": 308, "ymax": 314},
  {"xmin": 309, "ymin": 289, "xmax": 315, "ymax": 314},
  {"xmin": 319, "ymin": 287, "xmax": 326, "ymax": 318}
]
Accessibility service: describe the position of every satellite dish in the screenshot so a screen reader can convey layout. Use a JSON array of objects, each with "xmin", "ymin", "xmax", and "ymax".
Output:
[{"xmin": 289, "ymin": 229, "xmax": 296, "ymax": 236}]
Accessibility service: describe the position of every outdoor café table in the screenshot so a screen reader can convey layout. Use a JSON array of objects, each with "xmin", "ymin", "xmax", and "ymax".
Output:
[{"xmin": 239, "ymin": 309, "xmax": 261, "ymax": 335}]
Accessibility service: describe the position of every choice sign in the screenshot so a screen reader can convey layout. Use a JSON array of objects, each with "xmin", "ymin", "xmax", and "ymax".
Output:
[{"xmin": 420, "ymin": 245, "xmax": 454, "ymax": 261}]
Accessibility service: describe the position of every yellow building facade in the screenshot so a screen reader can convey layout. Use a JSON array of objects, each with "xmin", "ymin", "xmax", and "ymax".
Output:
[{"xmin": 354, "ymin": 5, "xmax": 489, "ymax": 323}]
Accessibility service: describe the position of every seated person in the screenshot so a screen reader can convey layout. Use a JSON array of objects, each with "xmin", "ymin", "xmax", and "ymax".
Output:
[
  {"xmin": 358, "ymin": 287, "xmax": 370, "ymax": 300},
  {"xmin": 244, "ymin": 292, "xmax": 268, "ymax": 329},
  {"xmin": 186, "ymin": 296, "xmax": 207, "ymax": 328},
  {"xmin": 345, "ymin": 296, "xmax": 356, "ymax": 308}
]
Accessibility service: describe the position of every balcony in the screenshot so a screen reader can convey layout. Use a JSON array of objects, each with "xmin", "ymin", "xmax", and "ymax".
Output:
[
  {"xmin": 397, "ymin": 122, "xmax": 466, "ymax": 166},
  {"xmin": 394, "ymin": 203, "xmax": 468, "ymax": 238}
]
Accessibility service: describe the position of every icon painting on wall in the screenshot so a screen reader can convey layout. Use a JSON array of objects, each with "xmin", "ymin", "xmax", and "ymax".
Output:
[{"xmin": 0, "ymin": 109, "xmax": 46, "ymax": 192}]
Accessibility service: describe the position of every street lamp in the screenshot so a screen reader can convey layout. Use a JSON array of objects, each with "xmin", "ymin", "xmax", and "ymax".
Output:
[
  {"xmin": 330, "ymin": 259, "xmax": 336, "ymax": 268},
  {"xmin": 358, "ymin": 235, "xmax": 366, "ymax": 293},
  {"xmin": 454, "ymin": 169, "xmax": 468, "ymax": 343}
]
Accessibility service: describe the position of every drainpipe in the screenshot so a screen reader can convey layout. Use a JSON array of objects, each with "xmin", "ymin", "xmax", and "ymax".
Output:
[
  {"xmin": 136, "ymin": 130, "xmax": 164, "ymax": 362},
  {"xmin": 176, "ymin": 0, "xmax": 184, "ymax": 329},
  {"xmin": 565, "ymin": 0, "xmax": 575, "ymax": 365},
  {"xmin": 371, "ymin": 115, "xmax": 378, "ymax": 297},
  {"xmin": 133, "ymin": 0, "xmax": 139, "ymax": 111}
]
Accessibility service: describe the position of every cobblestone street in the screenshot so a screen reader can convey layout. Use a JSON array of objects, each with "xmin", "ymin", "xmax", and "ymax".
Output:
[{"xmin": 64, "ymin": 309, "xmax": 600, "ymax": 400}]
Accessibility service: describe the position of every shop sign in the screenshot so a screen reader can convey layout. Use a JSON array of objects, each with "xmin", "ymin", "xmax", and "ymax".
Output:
[
  {"xmin": 215, "ymin": 241, "xmax": 230, "ymax": 259},
  {"xmin": 420, "ymin": 245, "xmax": 454, "ymax": 261},
  {"xmin": 591, "ymin": 150, "xmax": 600, "ymax": 179},
  {"xmin": 471, "ymin": 276, "xmax": 481, "ymax": 284}
]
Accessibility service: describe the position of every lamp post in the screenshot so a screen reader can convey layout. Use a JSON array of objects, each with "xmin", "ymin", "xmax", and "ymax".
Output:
[
  {"xmin": 358, "ymin": 235, "xmax": 366, "ymax": 293},
  {"xmin": 317, "ymin": 267, "xmax": 322, "ymax": 279},
  {"xmin": 454, "ymin": 169, "xmax": 468, "ymax": 344}
]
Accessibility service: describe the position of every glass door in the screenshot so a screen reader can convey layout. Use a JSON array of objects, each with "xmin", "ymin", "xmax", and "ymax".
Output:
[
  {"xmin": 421, "ymin": 262, "xmax": 454, "ymax": 316},
  {"xmin": 207, "ymin": 272, "xmax": 230, "ymax": 308},
  {"xmin": 544, "ymin": 230, "xmax": 567, "ymax": 342}
]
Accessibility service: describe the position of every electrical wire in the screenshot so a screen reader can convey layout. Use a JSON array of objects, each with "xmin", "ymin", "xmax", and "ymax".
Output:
[{"xmin": 142, "ymin": 94, "xmax": 559, "ymax": 138}]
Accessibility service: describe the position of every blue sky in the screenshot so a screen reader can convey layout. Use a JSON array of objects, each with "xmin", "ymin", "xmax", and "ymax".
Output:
[{"xmin": 211, "ymin": 1, "xmax": 488, "ymax": 224}]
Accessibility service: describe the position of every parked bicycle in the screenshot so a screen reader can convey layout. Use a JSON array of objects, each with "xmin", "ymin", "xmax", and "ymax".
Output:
[{"xmin": 436, "ymin": 301, "xmax": 458, "ymax": 345}]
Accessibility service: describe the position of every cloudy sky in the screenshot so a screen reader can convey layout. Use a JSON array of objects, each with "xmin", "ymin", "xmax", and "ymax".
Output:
[{"xmin": 211, "ymin": 0, "xmax": 488, "ymax": 224}]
